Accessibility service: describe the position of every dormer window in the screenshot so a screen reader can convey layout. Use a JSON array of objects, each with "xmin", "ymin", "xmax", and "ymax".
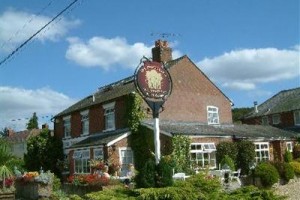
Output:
[
  {"xmin": 63, "ymin": 116, "xmax": 71, "ymax": 138},
  {"xmin": 81, "ymin": 110, "xmax": 89, "ymax": 135},
  {"xmin": 272, "ymin": 114, "xmax": 280, "ymax": 125},
  {"xmin": 262, "ymin": 116, "xmax": 269, "ymax": 125},
  {"xmin": 207, "ymin": 106, "xmax": 219, "ymax": 125},
  {"xmin": 103, "ymin": 102, "xmax": 115, "ymax": 131}
]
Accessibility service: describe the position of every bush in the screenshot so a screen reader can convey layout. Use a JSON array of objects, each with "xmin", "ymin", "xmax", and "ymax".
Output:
[
  {"xmin": 135, "ymin": 158, "xmax": 156, "ymax": 188},
  {"xmin": 156, "ymin": 155, "xmax": 175, "ymax": 187},
  {"xmin": 272, "ymin": 162, "xmax": 295, "ymax": 183},
  {"xmin": 216, "ymin": 142, "xmax": 238, "ymax": 168},
  {"xmin": 293, "ymin": 144, "xmax": 300, "ymax": 159},
  {"xmin": 220, "ymin": 155, "xmax": 235, "ymax": 171},
  {"xmin": 236, "ymin": 141, "xmax": 255, "ymax": 175},
  {"xmin": 290, "ymin": 161, "xmax": 300, "ymax": 176},
  {"xmin": 255, "ymin": 162, "xmax": 279, "ymax": 188},
  {"xmin": 284, "ymin": 150, "xmax": 293, "ymax": 163}
]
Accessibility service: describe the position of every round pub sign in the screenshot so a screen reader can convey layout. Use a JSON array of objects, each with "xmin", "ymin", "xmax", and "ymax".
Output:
[{"xmin": 135, "ymin": 61, "xmax": 172, "ymax": 102}]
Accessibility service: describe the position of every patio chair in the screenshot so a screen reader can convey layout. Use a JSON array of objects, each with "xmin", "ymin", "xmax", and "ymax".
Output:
[
  {"xmin": 230, "ymin": 168, "xmax": 241, "ymax": 185},
  {"xmin": 172, "ymin": 173, "xmax": 188, "ymax": 180}
]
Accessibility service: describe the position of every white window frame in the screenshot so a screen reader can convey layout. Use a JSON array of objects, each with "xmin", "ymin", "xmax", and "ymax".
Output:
[
  {"xmin": 272, "ymin": 114, "xmax": 280, "ymax": 125},
  {"xmin": 73, "ymin": 149, "xmax": 90, "ymax": 174},
  {"xmin": 93, "ymin": 148, "xmax": 104, "ymax": 160},
  {"xmin": 119, "ymin": 147, "xmax": 134, "ymax": 176},
  {"xmin": 80, "ymin": 110, "xmax": 89, "ymax": 135},
  {"xmin": 286, "ymin": 142, "xmax": 293, "ymax": 152},
  {"xmin": 103, "ymin": 102, "xmax": 116, "ymax": 131},
  {"xmin": 207, "ymin": 106, "xmax": 219, "ymax": 125},
  {"xmin": 63, "ymin": 116, "xmax": 71, "ymax": 138},
  {"xmin": 294, "ymin": 110, "xmax": 300, "ymax": 125},
  {"xmin": 262, "ymin": 116, "xmax": 269, "ymax": 125},
  {"xmin": 254, "ymin": 142, "xmax": 270, "ymax": 163},
  {"xmin": 190, "ymin": 143, "xmax": 216, "ymax": 169}
]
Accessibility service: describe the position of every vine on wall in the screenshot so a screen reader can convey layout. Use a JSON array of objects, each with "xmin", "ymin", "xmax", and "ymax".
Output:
[{"xmin": 171, "ymin": 135, "xmax": 191, "ymax": 173}]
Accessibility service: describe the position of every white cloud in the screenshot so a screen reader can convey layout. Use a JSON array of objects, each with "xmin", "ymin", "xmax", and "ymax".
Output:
[
  {"xmin": 0, "ymin": 86, "xmax": 76, "ymax": 131},
  {"xmin": 0, "ymin": 9, "xmax": 80, "ymax": 52},
  {"xmin": 65, "ymin": 37, "xmax": 182, "ymax": 70},
  {"xmin": 198, "ymin": 46, "xmax": 300, "ymax": 90}
]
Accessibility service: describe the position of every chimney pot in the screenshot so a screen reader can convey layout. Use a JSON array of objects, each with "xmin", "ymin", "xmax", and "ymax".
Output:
[{"xmin": 152, "ymin": 40, "xmax": 172, "ymax": 63}]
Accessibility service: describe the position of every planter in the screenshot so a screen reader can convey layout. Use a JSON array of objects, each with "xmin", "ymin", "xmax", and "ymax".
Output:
[
  {"xmin": 0, "ymin": 192, "xmax": 15, "ymax": 200},
  {"xmin": 16, "ymin": 181, "xmax": 52, "ymax": 200}
]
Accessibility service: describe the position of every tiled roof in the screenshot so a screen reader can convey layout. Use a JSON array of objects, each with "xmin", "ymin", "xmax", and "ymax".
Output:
[
  {"xmin": 5, "ymin": 129, "xmax": 42, "ymax": 143},
  {"xmin": 142, "ymin": 120, "xmax": 299, "ymax": 139},
  {"xmin": 244, "ymin": 87, "xmax": 300, "ymax": 119},
  {"xmin": 69, "ymin": 128, "xmax": 130, "ymax": 149},
  {"xmin": 55, "ymin": 56, "xmax": 186, "ymax": 117}
]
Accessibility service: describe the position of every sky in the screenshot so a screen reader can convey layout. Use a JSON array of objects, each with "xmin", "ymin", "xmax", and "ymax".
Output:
[{"xmin": 0, "ymin": 0, "xmax": 299, "ymax": 131}]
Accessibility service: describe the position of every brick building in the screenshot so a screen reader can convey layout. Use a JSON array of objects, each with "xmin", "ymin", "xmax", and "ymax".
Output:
[{"xmin": 53, "ymin": 40, "xmax": 297, "ymax": 176}]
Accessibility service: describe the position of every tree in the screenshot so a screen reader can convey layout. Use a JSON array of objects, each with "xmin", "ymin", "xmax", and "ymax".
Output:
[
  {"xmin": 24, "ymin": 128, "xmax": 63, "ymax": 177},
  {"xmin": 26, "ymin": 112, "xmax": 38, "ymax": 130},
  {"xmin": 232, "ymin": 107, "xmax": 252, "ymax": 123},
  {"xmin": 0, "ymin": 128, "xmax": 9, "ymax": 137}
]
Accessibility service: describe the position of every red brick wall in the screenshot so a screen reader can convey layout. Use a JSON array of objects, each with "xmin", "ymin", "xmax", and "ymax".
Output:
[
  {"xmin": 89, "ymin": 106, "xmax": 103, "ymax": 134},
  {"xmin": 71, "ymin": 112, "xmax": 81, "ymax": 137},
  {"xmin": 54, "ymin": 116, "xmax": 64, "ymax": 139},
  {"xmin": 158, "ymin": 57, "xmax": 232, "ymax": 124}
]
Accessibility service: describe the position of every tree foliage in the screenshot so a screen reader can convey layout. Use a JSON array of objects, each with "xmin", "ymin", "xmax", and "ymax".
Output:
[
  {"xmin": 24, "ymin": 128, "xmax": 63, "ymax": 177},
  {"xmin": 216, "ymin": 141, "xmax": 238, "ymax": 168},
  {"xmin": 236, "ymin": 140, "xmax": 255, "ymax": 175},
  {"xmin": 232, "ymin": 107, "xmax": 252, "ymax": 123},
  {"xmin": 26, "ymin": 112, "xmax": 39, "ymax": 130},
  {"xmin": 171, "ymin": 135, "xmax": 191, "ymax": 173}
]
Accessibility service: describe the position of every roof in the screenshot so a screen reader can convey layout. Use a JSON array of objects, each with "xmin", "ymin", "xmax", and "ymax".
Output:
[
  {"xmin": 142, "ymin": 120, "xmax": 299, "ymax": 140},
  {"xmin": 55, "ymin": 55, "xmax": 232, "ymax": 117},
  {"xmin": 5, "ymin": 129, "xmax": 41, "ymax": 143},
  {"xmin": 69, "ymin": 128, "xmax": 130, "ymax": 149},
  {"xmin": 244, "ymin": 87, "xmax": 300, "ymax": 119}
]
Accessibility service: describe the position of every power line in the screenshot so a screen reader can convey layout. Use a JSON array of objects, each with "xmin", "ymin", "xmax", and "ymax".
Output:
[
  {"xmin": 0, "ymin": 0, "xmax": 80, "ymax": 67},
  {"xmin": 0, "ymin": 0, "xmax": 54, "ymax": 52}
]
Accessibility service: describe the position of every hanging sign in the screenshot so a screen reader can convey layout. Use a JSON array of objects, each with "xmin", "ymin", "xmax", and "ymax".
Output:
[{"xmin": 135, "ymin": 60, "xmax": 172, "ymax": 103}]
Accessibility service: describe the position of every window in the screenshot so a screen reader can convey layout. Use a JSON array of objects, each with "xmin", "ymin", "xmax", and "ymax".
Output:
[
  {"xmin": 286, "ymin": 142, "xmax": 293, "ymax": 152},
  {"xmin": 103, "ymin": 102, "xmax": 115, "ymax": 131},
  {"xmin": 190, "ymin": 143, "xmax": 216, "ymax": 169},
  {"xmin": 93, "ymin": 148, "xmax": 104, "ymax": 160},
  {"xmin": 73, "ymin": 149, "xmax": 90, "ymax": 174},
  {"xmin": 261, "ymin": 116, "xmax": 269, "ymax": 125},
  {"xmin": 207, "ymin": 106, "xmax": 219, "ymax": 125},
  {"xmin": 272, "ymin": 114, "xmax": 280, "ymax": 125},
  {"xmin": 119, "ymin": 148, "xmax": 134, "ymax": 176},
  {"xmin": 81, "ymin": 110, "xmax": 89, "ymax": 135},
  {"xmin": 254, "ymin": 142, "xmax": 270, "ymax": 162},
  {"xmin": 294, "ymin": 110, "xmax": 300, "ymax": 125},
  {"xmin": 63, "ymin": 116, "xmax": 71, "ymax": 138}
]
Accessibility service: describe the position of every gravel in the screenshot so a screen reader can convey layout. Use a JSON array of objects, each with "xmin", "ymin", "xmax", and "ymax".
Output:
[{"xmin": 273, "ymin": 177, "xmax": 300, "ymax": 200}]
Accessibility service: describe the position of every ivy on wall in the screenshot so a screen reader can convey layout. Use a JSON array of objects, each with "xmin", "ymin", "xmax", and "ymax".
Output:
[{"xmin": 171, "ymin": 135, "xmax": 191, "ymax": 173}]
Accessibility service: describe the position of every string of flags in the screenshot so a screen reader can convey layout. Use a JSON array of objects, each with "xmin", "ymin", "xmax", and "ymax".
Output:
[{"xmin": 10, "ymin": 115, "xmax": 54, "ymax": 122}]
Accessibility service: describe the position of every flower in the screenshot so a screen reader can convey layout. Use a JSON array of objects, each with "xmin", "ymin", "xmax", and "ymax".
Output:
[
  {"xmin": 67, "ymin": 174, "xmax": 109, "ymax": 186},
  {"xmin": 89, "ymin": 159, "xmax": 106, "ymax": 171}
]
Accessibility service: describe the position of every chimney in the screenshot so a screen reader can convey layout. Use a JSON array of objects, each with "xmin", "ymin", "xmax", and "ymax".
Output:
[
  {"xmin": 254, "ymin": 101, "xmax": 258, "ymax": 113},
  {"xmin": 42, "ymin": 123, "xmax": 49, "ymax": 129},
  {"xmin": 152, "ymin": 40, "xmax": 172, "ymax": 63}
]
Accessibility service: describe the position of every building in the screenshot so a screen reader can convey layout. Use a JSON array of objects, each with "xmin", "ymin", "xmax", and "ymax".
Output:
[
  {"xmin": 241, "ymin": 87, "xmax": 300, "ymax": 133},
  {"xmin": 53, "ymin": 40, "xmax": 297, "ymax": 176}
]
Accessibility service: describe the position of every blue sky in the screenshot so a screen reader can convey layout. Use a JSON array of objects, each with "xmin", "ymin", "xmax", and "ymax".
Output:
[{"xmin": 0, "ymin": 0, "xmax": 299, "ymax": 131}]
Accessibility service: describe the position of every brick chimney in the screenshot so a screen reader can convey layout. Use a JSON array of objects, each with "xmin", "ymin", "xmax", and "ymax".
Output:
[{"xmin": 152, "ymin": 40, "xmax": 172, "ymax": 63}]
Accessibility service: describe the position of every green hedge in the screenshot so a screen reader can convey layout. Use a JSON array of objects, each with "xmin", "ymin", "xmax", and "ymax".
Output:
[{"xmin": 255, "ymin": 162, "xmax": 279, "ymax": 188}]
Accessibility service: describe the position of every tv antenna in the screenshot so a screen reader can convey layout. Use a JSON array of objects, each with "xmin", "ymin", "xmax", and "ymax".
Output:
[{"xmin": 150, "ymin": 32, "xmax": 181, "ymax": 39}]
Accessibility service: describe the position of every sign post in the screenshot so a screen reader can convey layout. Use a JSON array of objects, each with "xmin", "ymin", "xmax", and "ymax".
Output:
[{"xmin": 134, "ymin": 57, "xmax": 172, "ymax": 164}]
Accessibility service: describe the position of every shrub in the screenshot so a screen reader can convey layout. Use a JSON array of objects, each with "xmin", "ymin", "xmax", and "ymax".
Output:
[
  {"xmin": 284, "ymin": 150, "xmax": 293, "ymax": 163},
  {"xmin": 216, "ymin": 142, "xmax": 238, "ymax": 168},
  {"xmin": 236, "ymin": 141, "xmax": 255, "ymax": 175},
  {"xmin": 156, "ymin": 155, "xmax": 175, "ymax": 187},
  {"xmin": 272, "ymin": 162, "xmax": 295, "ymax": 183},
  {"xmin": 255, "ymin": 162, "xmax": 279, "ymax": 188},
  {"xmin": 135, "ymin": 158, "xmax": 156, "ymax": 188},
  {"xmin": 220, "ymin": 155, "xmax": 235, "ymax": 171},
  {"xmin": 290, "ymin": 161, "xmax": 300, "ymax": 176},
  {"xmin": 293, "ymin": 144, "xmax": 300, "ymax": 159}
]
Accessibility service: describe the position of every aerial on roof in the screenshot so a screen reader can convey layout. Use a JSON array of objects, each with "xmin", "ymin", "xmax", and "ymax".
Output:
[{"xmin": 243, "ymin": 87, "xmax": 300, "ymax": 119}]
